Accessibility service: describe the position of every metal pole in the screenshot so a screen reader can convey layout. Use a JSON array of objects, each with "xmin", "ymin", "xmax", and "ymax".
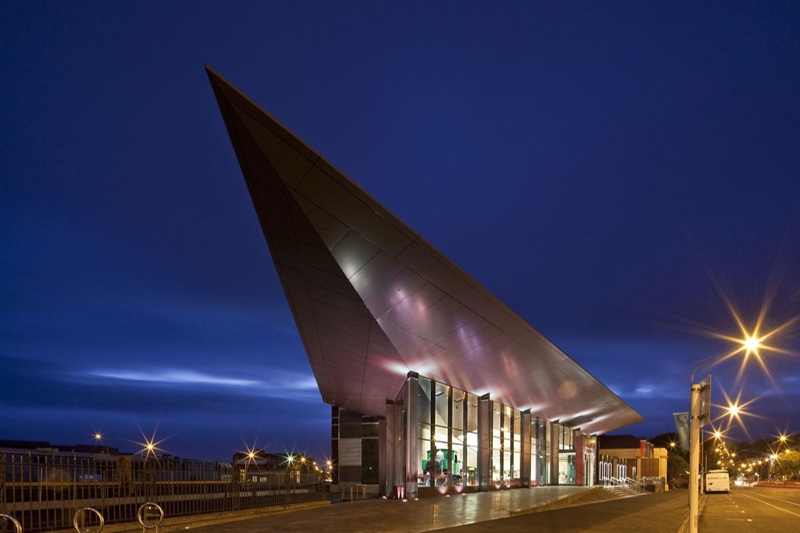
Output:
[{"xmin": 689, "ymin": 383, "xmax": 701, "ymax": 533}]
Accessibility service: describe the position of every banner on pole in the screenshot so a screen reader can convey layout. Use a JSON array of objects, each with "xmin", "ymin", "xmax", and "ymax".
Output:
[
  {"xmin": 674, "ymin": 412, "xmax": 689, "ymax": 450},
  {"xmin": 699, "ymin": 375, "xmax": 712, "ymax": 427}
]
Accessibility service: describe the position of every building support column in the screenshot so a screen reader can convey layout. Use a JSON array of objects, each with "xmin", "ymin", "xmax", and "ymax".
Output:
[
  {"xmin": 405, "ymin": 372, "xmax": 420, "ymax": 499},
  {"xmin": 575, "ymin": 431, "xmax": 585, "ymax": 486},
  {"xmin": 520, "ymin": 410, "xmax": 531, "ymax": 488},
  {"xmin": 477, "ymin": 393, "xmax": 491, "ymax": 491},
  {"xmin": 477, "ymin": 392, "xmax": 492, "ymax": 492},
  {"xmin": 380, "ymin": 401, "xmax": 395, "ymax": 497},
  {"xmin": 331, "ymin": 405, "xmax": 339, "ymax": 486},
  {"xmin": 550, "ymin": 422, "xmax": 560, "ymax": 485}
]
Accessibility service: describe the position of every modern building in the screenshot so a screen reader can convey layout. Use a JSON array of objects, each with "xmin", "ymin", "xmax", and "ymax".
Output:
[{"xmin": 206, "ymin": 66, "xmax": 643, "ymax": 497}]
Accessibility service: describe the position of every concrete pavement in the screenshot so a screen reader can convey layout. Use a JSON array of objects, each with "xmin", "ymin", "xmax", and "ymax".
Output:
[{"xmin": 170, "ymin": 487, "xmax": 695, "ymax": 533}]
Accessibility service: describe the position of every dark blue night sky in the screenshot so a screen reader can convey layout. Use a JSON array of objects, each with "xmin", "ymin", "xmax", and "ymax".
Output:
[{"xmin": 2, "ymin": 2, "xmax": 799, "ymax": 461}]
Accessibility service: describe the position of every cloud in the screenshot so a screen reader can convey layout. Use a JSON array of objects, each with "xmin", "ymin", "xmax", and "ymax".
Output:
[
  {"xmin": 90, "ymin": 369, "xmax": 261, "ymax": 387},
  {"xmin": 0, "ymin": 354, "xmax": 322, "ymax": 417},
  {"xmin": 85, "ymin": 366, "xmax": 318, "ymax": 393}
]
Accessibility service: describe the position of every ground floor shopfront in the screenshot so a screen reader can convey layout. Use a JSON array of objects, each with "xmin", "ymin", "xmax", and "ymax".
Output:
[{"xmin": 332, "ymin": 372, "xmax": 597, "ymax": 497}]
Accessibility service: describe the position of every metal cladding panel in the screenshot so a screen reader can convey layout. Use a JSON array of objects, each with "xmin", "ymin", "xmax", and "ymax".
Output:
[
  {"xmin": 207, "ymin": 65, "xmax": 643, "ymax": 433},
  {"xmin": 363, "ymin": 268, "xmax": 429, "ymax": 319},
  {"xmin": 296, "ymin": 166, "xmax": 414, "ymax": 258},
  {"xmin": 306, "ymin": 284, "xmax": 370, "ymax": 320},
  {"xmin": 349, "ymin": 251, "xmax": 407, "ymax": 302},
  {"xmin": 395, "ymin": 240, "xmax": 477, "ymax": 298},
  {"xmin": 331, "ymin": 231, "xmax": 380, "ymax": 280},
  {"xmin": 232, "ymin": 105, "xmax": 316, "ymax": 189},
  {"xmin": 379, "ymin": 282, "xmax": 446, "ymax": 333},
  {"xmin": 314, "ymin": 313, "xmax": 370, "ymax": 341},
  {"xmin": 306, "ymin": 207, "xmax": 349, "ymax": 251}
]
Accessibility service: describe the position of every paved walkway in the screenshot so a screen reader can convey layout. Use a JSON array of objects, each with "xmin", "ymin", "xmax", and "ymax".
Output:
[
  {"xmin": 440, "ymin": 490, "xmax": 694, "ymax": 532},
  {"xmin": 177, "ymin": 487, "xmax": 692, "ymax": 533}
]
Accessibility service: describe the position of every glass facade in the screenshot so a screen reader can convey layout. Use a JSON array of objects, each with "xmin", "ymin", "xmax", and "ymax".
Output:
[
  {"xmin": 558, "ymin": 423, "xmax": 576, "ymax": 485},
  {"xmin": 382, "ymin": 372, "xmax": 596, "ymax": 496}
]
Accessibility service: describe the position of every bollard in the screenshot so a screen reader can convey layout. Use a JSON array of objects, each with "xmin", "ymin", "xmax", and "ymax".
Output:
[
  {"xmin": 1, "ymin": 514, "xmax": 23, "ymax": 533},
  {"xmin": 72, "ymin": 507, "xmax": 104, "ymax": 533},
  {"xmin": 136, "ymin": 502, "xmax": 164, "ymax": 533}
]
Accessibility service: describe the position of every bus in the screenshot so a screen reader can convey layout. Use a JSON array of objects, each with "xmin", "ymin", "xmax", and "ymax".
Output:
[{"xmin": 705, "ymin": 469, "xmax": 730, "ymax": 493}]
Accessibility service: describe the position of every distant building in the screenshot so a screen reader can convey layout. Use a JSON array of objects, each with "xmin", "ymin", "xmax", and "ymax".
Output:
[
  {"xmin": 232, "ymin": 450, "xmax": 320, "ymax": 484},
  {"xmin": 0, "ymin": 439, "xmax": 121, "ymax": 456},
  {"xmin": 207, "ymin": 66, "xmax": 644, "ymax": 497},
  {"xmin": 598, "ymin": 434, "xmax": 668, "ymax": 485}
]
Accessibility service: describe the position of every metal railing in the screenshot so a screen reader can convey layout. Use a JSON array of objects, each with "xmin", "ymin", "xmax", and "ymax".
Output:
[
  {"xmin": 624, "ymin": 477, "xmax": 646, "ymax": 493},
  {"xmin": 599, "ymin": 475, "xmax": 647, "ymax": 493},
  {"xmin": 1, "ymin": 450, "xmax": 325, "ymax": 533}
]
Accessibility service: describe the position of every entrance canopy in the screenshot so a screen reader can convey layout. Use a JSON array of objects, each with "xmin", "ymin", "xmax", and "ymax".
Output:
[{"xmin": 207, "ymin": 66, "xmax": 643, "ymax": 435}]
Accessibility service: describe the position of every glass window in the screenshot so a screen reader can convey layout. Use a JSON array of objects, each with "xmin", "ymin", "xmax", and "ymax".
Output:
[
  {"xmin": 502, "ymin": 405, "xmax": 512, "ymax": 486},
  {"xmin": 491, "ymin": 402, "xmax": 502, "ymax": 484},
  {"xmin": 434, "ymin": 382, "xmax": 450, "ymax": 426},
  {"xmin": 418, "ymin": 424, "xmax": 432, "ymax": 487},
  {"xmin": 512, "ymin": 409, "xmax": 521, "ymax": 485},
  {"xmin": 451, "ymin": 388, "xmax": 466, "ymax": 486},
  {"xmin": 418, "ymin": 377, "xmax": 431, "ymax": 424},
  {"xmin": 560, "ymin": 425, "xmax": 574, "ymax": 451},
  {"xmin": 452, "ymin": 428, "xmax": 464, "ymax": 485},
  {"xmin": 433, "ymin": 382, "xmax": 451, "ymax": 487},
  {"xmin": 537, "ymin": 418, "xmax": 550, "ymax": 485},
  {"xmin": 452, "ymin": 389, "xmax": 465, "ymax": 431},
  {"xmin": 465, "ymin": 393, "xmax": 479, "ymax": 486},
  {"xmin": 558, "ymin": 452, "xmax": 575, "ymax": 484}
]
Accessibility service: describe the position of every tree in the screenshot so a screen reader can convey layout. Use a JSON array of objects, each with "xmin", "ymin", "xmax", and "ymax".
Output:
[
  {"xmin": 773, "ymin": 450, "xmax": 800, "ymax": 481},
  {"xmin": 667, "ymin": 451, "xmax": 690, "ymax": 488},
  {"xmin": 652, "ymin": 432, "xmax": 689, "ymax": 465}
]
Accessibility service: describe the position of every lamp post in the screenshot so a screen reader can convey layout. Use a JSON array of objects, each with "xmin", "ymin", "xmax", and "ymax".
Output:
[
  {"xmin": 688, "ymin": 334, "xmax": 764, "ymax": 533},
  {"xmin": 688, "ymin": 372, "xmax": 711, "ymax": 533}
]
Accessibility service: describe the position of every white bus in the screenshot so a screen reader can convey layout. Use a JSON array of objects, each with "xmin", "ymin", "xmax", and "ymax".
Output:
[{"xmin": 705, "ymin": 469, "xmax": 730, "ymax": 493}]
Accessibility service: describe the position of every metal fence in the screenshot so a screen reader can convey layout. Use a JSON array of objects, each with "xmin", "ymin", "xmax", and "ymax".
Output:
[{"xmin": 0, "ymin": 450, "xmax": 325, "ymax": 532}]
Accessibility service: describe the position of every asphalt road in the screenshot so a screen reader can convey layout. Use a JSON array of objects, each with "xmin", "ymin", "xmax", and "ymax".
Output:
[{"xmin": 699, "ymin": 486, "xmax": 800, "ymax": 533}]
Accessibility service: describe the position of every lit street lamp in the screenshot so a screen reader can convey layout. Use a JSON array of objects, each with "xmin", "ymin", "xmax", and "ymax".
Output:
[
  {"xmin": 688, "ymin": 369, "xmax": 711, "ymax": 533},
  {"xmin": 688, "ymin": 333, "xmax": 763, "ymax": 533}
]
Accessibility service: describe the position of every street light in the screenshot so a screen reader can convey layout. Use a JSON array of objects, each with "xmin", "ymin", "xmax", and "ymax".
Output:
[
  {"xmin": 688, "ymin": 333, "xmax": 764, "ymax": 533},
  {"xmin": 688, "ymin": 372, "xmax": 711, "ymax": 533}
]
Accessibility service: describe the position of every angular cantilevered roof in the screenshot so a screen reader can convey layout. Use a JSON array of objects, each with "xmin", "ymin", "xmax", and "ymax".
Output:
[{"xmin": 207, "ymin": 65, "xmax": 643, "ymax": 435}]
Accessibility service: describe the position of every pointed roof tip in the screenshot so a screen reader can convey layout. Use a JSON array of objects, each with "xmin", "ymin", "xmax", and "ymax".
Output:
[
  {"xmin": 204, "ymin": 63, "xmax": 228, "ymax": 86},
  {"xmin": 204, "ymin": 65, "xmax": 258, "ymax": 111},
  {"xmin": 206, "ymin": 67, "xmax": 324, "ymax": 165},
  {"xmin": 205, "ymin": 65, "xmax": 248, "ymax": 100}
]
